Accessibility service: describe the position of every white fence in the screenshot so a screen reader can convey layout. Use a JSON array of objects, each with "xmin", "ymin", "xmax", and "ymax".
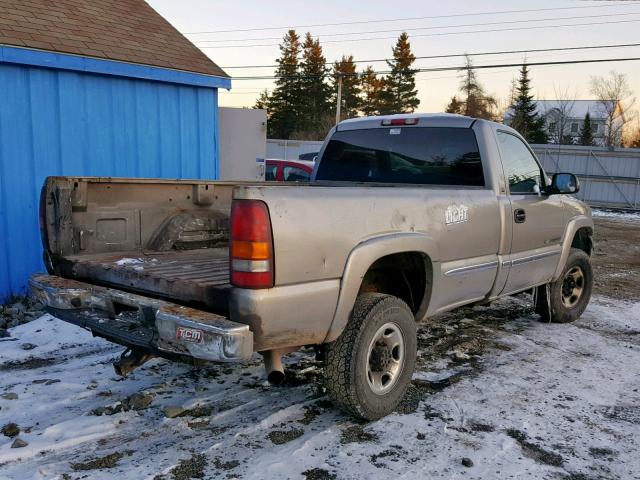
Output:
[
  {"xmin": 266, "ymin": 139, "xmax": 323, "ymax": 160},
  {"xmin": 532, "ymin": 144, "xmax": 640, "ymax": 209}
]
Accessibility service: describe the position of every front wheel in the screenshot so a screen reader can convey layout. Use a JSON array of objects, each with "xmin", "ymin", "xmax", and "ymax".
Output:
[
  {"xmin": 535, "ymin": 248, "xmax": 593, "ymax": 323},
  {"xmin": 324, "ymin": 293, "xmax": 417, "ymax": 420}
]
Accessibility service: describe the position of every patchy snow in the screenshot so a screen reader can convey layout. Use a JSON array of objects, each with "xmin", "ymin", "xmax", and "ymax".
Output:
[
  {"xmin": 114, "ymin": 258, "xmax": 144, "ymax": 266},
  {"xmin": 591, "ymin": 208, "xmax": 640, "ymax": 220},
  {"xmin": 0, "ymin": 297, "xmax": 639, "ymax": 479}
]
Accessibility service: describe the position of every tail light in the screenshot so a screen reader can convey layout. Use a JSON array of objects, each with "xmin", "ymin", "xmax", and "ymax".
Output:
[{"xmin": 230, "ymin": 200, "xmax": 274, "ymax": 289}]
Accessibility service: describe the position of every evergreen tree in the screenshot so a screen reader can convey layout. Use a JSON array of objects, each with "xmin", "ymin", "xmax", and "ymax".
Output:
[
  {"xmin": 333, "ymin": 55, "xmax": 361, "ymax": 120},
  {"xmin": 380, "ymin": 33, "xmax": 419, "ymax": 114},
  {"xmin": 254, "ymin": 89, "xmax": 272, "ymax": 127},
  {"xmin": 578, "ymin": 112, "xmax": 594, "ymax": 146},
  {"xmin": 458, "ymin": 55, "xmax": 496, "ymax": 120},
  {"xmin": 508, "ymin": 78, "xmax": 518, "ymax": 105},
  {"xmin": 360, "ymin": 66, "xmax": 386, "ymax": 116},
  {"xmin": 297, "ymin": 33, "xmax": 332, "ymax": 134},
  {"xmin": 254, "ymin": 89, "xmax": 270, "ymax": 110},
  {"xmin": 268, "ymin": 30, "xmax": 302, "ymax": 139},
  {"xmin": 509, "ymin": 63, "xmax": 548, "ymax": 144},
  {"xmin": 444, "ymin": 96, "xmax": 464, "ymax": 114}
]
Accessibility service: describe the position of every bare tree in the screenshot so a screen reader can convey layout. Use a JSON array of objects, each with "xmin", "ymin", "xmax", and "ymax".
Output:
[
  {"xmin": 546, "ymin": 86, "xmax": 577, "ymax": 145},
  {"xmin": 590, "ymin": 71, "xmax": 635, "ymax": 147}
]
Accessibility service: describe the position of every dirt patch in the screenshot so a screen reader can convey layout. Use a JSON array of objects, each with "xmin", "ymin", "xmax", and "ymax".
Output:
[
  {"xmin": 0, "ymin": 357, "xmax": 57, "ymax": 371},
  {"xmin": 267, "ymin": 428, "xmax": 305, "ymax": 445},
  {"xmin": 1, "ymin": 423, "xmax": 20, "ymax": 438},
  {"xmin": 340, "ymin": 424, "xmax": 379, "ymax": 444},
  {"xmin": 370, "ymin": 445, "xmax": 407, "ymax": 468},
  {"xmin": 70, "ymin": 452, "xmax": 125, "ymax": 471},
  {"xmin": 506, "ymin": 429, "xmax": 563, "ymax": 467},
  {"xmin": 592, "ymin": 217, "xmax": 640, "ymax": 301},
  {"xmin": 468, "ymin": 421, "xmax": 495, "ymax": 433},
  {"xmin": 299, "ymin": 401, "xmax": 332, "ymax": 425},
  {"xmin": 602, "ymin": 405, "xmax": 640, "ymax": 424},
  {"xmin": 302, "ymin": 468, "xmax": 337, "ymax": 480},
  {"xmin": 396, "ymin": 374, "xmax": 469, "ymax": 414},
  {"xmin": 212, "ymin": 457, "xmax": 239, "ymax": 470},
  {"xmin": 169, "ymin": 453, "xmax": 207, "ymax": 480},
  {"xmin": 589, "ymin": 447, "xmax": 617, "ymax": 458},
  {"xmin": 0, "ymin": 296, "xmax": 45, "ymax": 335}
]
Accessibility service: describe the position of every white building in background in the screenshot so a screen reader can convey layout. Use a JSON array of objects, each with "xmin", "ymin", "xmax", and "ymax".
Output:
[{"xmin": 504, "ymin": 99, "xmax": 624, "ymax": 146}]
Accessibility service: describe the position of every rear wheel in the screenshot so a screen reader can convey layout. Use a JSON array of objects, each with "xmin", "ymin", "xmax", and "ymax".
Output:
[
  {"xmin": 535, "ymin": 248, "xmax": 593, "ymax": 323},
  {"xmin": 324, "ymin": 293, "xmax": 417, "ymax": 420}
]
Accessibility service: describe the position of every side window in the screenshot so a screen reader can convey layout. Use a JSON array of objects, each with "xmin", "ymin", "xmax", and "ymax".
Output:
[
  {"xmin": 496, "ymin": 131, "xmax": 543, "ymax": 194},
  {"xmin": 265, "ymin": 164, "xmax": 277, "ymax": 181},
  {"xmin": 283, "ymin": 166, "xmax": 310, "ymax": 182}
]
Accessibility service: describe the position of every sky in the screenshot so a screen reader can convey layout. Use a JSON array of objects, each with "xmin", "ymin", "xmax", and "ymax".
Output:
[{"xmin": 146, "ymin": 0, "xmax": 640, "ymax": 114}]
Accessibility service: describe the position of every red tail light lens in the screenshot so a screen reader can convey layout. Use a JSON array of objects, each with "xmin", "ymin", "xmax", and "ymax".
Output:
[
  {"xmin": 230, "ymin": 200, "xmax": 274, "ymax": 289},
  {"xmin": 381, "ymin": 118, "xmax": 419, "ymax": 126}
]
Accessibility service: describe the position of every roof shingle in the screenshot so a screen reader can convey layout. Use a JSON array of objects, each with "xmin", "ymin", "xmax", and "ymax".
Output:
[{"xmin": 0, "ymin": 0, "xmax": 228, "ymax": 78}]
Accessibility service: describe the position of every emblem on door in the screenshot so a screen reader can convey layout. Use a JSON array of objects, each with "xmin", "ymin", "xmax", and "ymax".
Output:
[{"xmin": 445, "ymin": 205, "xmax": 469, "ymax": 225}]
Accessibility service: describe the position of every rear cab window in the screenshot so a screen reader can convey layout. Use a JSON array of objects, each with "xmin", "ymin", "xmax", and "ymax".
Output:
[{"xmin": 315, "ymin": 126, "xmax": 484, "ymax": 186}]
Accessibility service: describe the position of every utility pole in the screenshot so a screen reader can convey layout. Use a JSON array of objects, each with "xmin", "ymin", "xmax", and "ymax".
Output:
[{"xmin": 335, "ymin": 74, "xmax": 342, "ymax": 125}]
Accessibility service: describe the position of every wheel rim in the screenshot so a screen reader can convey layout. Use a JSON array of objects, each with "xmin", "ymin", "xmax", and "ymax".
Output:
[
  {"xmin": 366, "ymin": 322, "xmax": 405, "ymax": 395},
  {"xmin": 561, "ymin": 266, "xmax": 585, "ymax": 308}
]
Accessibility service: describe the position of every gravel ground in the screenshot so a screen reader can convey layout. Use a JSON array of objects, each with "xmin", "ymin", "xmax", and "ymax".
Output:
[{"xmin": 0, "ymin": 209, "xmax": 638, "ymax": 480}]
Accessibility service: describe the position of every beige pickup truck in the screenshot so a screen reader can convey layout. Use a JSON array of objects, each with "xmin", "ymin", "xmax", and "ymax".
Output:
[{"xmin": 31, "ymin": 114, "xmax": 594, "ymax": 419}]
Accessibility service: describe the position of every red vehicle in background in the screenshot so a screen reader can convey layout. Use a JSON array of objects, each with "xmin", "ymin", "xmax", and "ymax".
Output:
[{"xmin": 265, "ymin": 159, "xmax": 315, "ymax": 182}]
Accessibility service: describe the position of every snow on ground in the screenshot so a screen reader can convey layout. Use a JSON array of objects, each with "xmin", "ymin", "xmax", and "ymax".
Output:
[
  {"xmin": 1, "ymin": 296, "xmax": 639, "ymax": 479},
  {"xmin": 591, "ymin": 208, "xmax": 640, "ymax": 221}
]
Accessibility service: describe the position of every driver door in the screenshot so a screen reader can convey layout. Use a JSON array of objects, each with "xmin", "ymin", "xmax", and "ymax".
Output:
[{"xmin": 496, "ymin": 131, "xmax": 565, "ymax": 295}]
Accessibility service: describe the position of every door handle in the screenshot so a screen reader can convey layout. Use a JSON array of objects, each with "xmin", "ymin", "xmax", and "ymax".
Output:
[{"xmin": 514, "ymin": 208, "xmax": 526, "ymax": 223}]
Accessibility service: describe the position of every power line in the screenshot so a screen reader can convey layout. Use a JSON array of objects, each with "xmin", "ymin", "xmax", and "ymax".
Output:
[
  {"xmin": 183, "ymin": 3, "xmax": 638, "ymax": 34},
  {"xmin": 218, "ymin": 42, "xmax": 640, "ymax": 69},
  {"xmin": 194, "ymin": 11, "xmax": 638, "ymax": 44},
  {"xmin": 230, "ymin": 56, "xmax": 640, "ymax": 81},
  {"xmin": 200, "ymin": 17, "xmax": 640, "ymax": 49}
]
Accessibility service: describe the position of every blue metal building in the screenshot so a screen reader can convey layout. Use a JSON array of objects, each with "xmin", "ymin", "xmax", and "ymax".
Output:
[{"xmin": 0, "ymin": 0, "xmax": 231, "ymax": 300}]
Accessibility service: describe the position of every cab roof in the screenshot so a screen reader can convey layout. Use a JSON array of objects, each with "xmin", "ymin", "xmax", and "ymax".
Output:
[{"xmin": 336, "ymin": 113, "xmax": 476, "ymax": 131}]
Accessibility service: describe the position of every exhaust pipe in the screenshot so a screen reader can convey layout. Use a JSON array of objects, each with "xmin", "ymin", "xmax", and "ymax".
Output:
[
  {"xmin": 263, "ymin": 347, "xmax": 297, "ymax": 385},
  {"xmin": 114, "ymin": 348, "xmax": 154, "ymax": 377}
]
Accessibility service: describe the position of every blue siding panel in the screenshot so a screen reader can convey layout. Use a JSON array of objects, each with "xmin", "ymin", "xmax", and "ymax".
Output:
[{"xmin": 0, "ymin": 63, "xmax": 219, "ymax": 300}]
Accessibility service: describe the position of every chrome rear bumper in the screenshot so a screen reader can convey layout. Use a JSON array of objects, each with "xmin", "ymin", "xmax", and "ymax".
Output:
[{"xmin": 29, "ymin": 274, "xmax": 253, "ymax": 362}]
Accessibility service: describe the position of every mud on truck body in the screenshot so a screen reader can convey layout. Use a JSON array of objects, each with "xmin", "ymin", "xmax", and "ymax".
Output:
[{"xmin": 31, "ymin": 114, "xmax": 594, "ymax": 419}]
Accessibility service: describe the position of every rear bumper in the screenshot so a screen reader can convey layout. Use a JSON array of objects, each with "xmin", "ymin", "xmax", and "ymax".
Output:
[{"xmin": 29, "ymin": 274, "xmax": 253, "ymax": 362}]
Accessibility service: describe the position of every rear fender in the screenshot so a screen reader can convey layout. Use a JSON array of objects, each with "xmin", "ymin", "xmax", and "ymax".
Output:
[{"xmin": 323, "ymin": 232, "xmax": 440, "ymax": 343}]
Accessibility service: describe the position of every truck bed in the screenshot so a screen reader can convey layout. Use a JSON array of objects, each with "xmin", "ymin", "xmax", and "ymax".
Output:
[
  {"xmin": 60, "ymin": 247, "xmax": 231, "ymax": 311},
  {"xmin": 41, "ymin": 177, "xmax": 240, "ymax": 313}
]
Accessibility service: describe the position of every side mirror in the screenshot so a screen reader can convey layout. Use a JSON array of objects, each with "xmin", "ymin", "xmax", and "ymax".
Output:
[{"xmin": 548, "ymin": 173, "xmax": 580, "ymax": 195}]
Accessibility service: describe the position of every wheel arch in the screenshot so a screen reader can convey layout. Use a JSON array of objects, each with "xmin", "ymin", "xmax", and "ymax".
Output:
[
  {"xmin": 552, "ymin": 215, "xmax": 594, "ymax": 281},
  {"xmin": 323, "ymin": 233, "xmax": 439, "ymax": 343}
]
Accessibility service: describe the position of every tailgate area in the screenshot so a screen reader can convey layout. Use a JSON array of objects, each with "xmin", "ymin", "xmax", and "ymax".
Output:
[
  {"xmin": 60, "ymin": 247, "xmax": 231, "ymax": 312},
  {"xmin": 30, "ymin": 274, "xmax": 253, "ymax": 361}
]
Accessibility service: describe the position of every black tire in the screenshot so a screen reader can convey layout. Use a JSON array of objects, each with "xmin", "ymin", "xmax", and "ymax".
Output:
[
  {"xmin": 324, "ymin": 293, "xmax": 417, "ymax": 420},
  {"xmin": 535, "ymin": 248, "xmax": 593, "ymax": 323}
]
